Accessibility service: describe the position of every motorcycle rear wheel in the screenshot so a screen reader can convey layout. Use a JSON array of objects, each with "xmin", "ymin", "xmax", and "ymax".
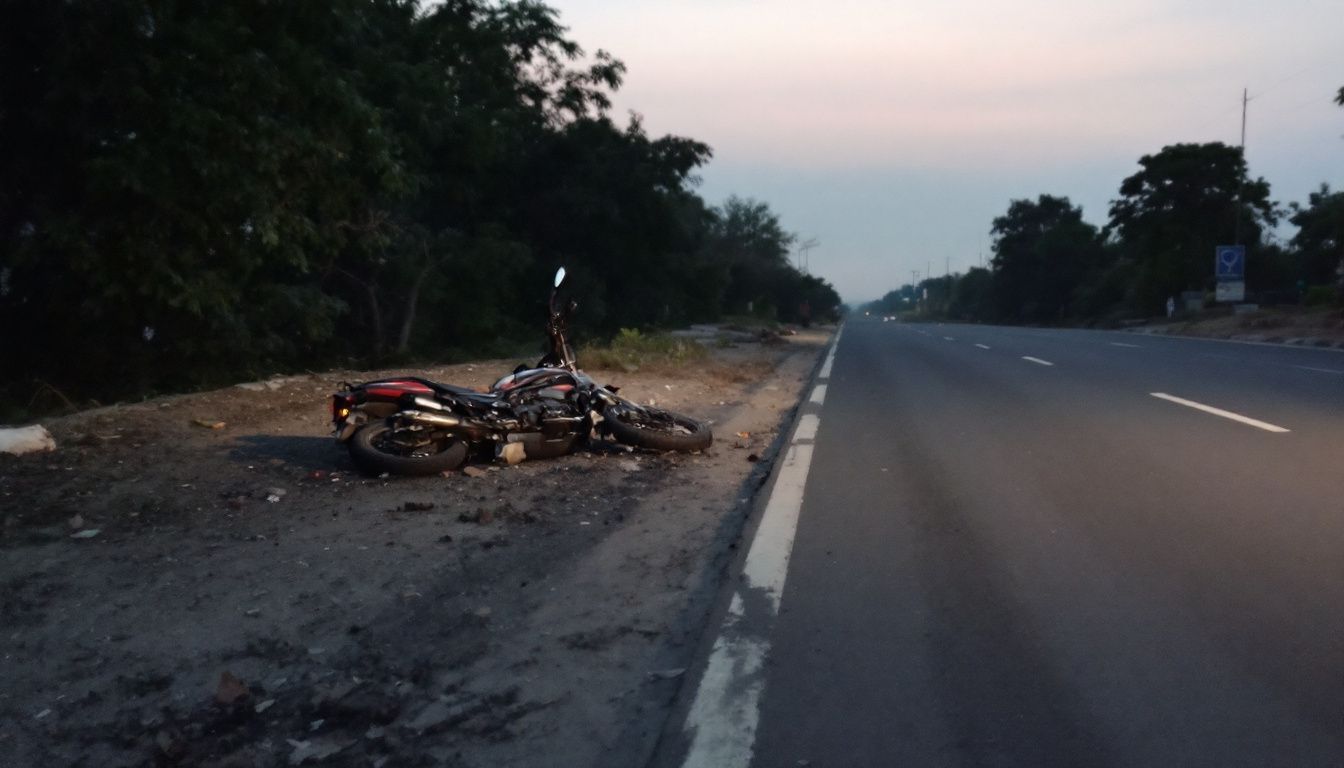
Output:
[
  {"xmin": 348, "ymin": 421, "xmax": 468, "ymax": 476},
  {"xmin": 605, "ymin": 406, "xmax": 712, "ymax": 452}
]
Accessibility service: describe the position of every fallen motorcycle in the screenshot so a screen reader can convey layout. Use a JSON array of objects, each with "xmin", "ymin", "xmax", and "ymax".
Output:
[{"xmin": 330, "ymin": 268, "xmax": 713, "ymax": 476}]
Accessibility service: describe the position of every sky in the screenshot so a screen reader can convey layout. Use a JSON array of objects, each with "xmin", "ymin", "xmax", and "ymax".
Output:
[{"xmin": 543, "ymin": 0, "xmax": 1344, "ymax": 303}]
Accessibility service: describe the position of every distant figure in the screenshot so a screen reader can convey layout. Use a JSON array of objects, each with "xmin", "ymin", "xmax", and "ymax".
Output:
[
  {"xmin": 798, "ymin": 299, "xmax": 812, "ymax": 328},
  {"xmin": 1166, "ymin": 296, "xmax": 1176, "ymax": 319}
]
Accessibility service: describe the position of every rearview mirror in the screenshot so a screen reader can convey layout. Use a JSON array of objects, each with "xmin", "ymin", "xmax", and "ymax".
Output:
[{"xmin": 554, "ymin": 267, "xmax": 566, "ymax": 288}]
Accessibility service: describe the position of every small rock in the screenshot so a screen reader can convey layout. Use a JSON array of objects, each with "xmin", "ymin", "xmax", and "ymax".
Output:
[
  {"xmin": 192, "ymin": 419, "xmax": 226, "ymax": 430},
  {"xmin": 404, "ymin": 701, "xmax": 451, "ymax": 733},
  {"xmin": 0, "ymin": 425, "xmax": 56, "ymax": 455},
  {"xmin": 287, "ymin": 737, "xmax": 350, "ymax": 765},
  {"xmin": 462, "ymin": 466, "xmax": 488, "ymax": 479},
  {"xmin": 244, "ymin": 608, "xmax": 261, "ymax": 618},
  {"xmin": 402, "ymin": 695, "xmax": 482, "ymax": 734},
  {"xmin": 255, "ymin": 699, "xmax": 276, "ymax": 714},
  {"xmin": 499, "ymin": 442, "xmax": 526, "ymax": 465},
  {"xmin": 216, "ymin": 671, "xmax": 251, "ymax": 705},
  {"xmin": 646, "ymin": 668, "xmax": 686, "ymax": 681},
  {"xmin": 156, "ymin": 729, "xmax": 187, "ymax": 760},
  {"xmin": 67, "ymin": 514, "xmax": 85, "ymax": 530},
  {"xmin": 617, "ymin": 459, "xmax": 641, "ymax": 472}
]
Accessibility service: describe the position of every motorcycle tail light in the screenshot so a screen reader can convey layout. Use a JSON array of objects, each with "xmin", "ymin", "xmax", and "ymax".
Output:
[{"xmin": 331, "ymin": 394, "xmax": 353, "ymax": 421}]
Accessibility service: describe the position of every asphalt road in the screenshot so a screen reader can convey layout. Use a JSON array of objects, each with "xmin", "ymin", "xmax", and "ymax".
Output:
[{"xmin": 659, "ymin": 320, "xmax": 1344, "ymax": 768}]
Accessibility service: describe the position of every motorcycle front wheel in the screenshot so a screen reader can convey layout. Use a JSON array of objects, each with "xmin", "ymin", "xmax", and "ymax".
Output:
[
  {"xmin": 348, "ymin": 421, "xmax": 468, "ymax": 476},
  {"xmin": 604, "ymin": 406, "xmax": 712, "ymax": 452}
]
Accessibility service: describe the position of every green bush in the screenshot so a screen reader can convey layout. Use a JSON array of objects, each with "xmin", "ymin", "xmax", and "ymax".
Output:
[
  {"xmin": 1303, "ymin": 285, "xmax": 1341, "ymax": 307},
  {"xmin": 582, "ymin": 328, "xmax": 708, "ymax": 371}
]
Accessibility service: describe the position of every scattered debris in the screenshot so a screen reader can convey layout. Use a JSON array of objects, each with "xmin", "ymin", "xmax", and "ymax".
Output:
[
  {"xmin": 402, "ymin": 501, "xmax": 435, "ymax": 512},
  {"xmin": 462, "ymin": 466, "xmax": 488, "ymax": 479},
  {"xmin": 0, "ymin": 424, "xmax": 55, "ymax": 455},
  {"xmin": 499, "ymin": 442, "xmax": 526, "ymax": 465},
  {"xmin": 255, "ymin": 699, "xmax": 276, "ymax": 714},
  {"xmin": 645, "ymin": 668, "xmax": 686, "ymax": 681},
  {"xmin": 192, "ymin": 419, "xmax": 226, "ymax": 430},
  {"xmin": 465, "ymin": 508, "xmax": 502, "ymax": 527},
  {"xmin": 69, "ymin": 529, "xmax": 101, "ymax": 539},
  {"xmin": 287, "ymin": 737, "xmax": 351, "ymax": 765},
  {"xmin": 215, "ymin": 671, "xmax": 251, "ymax": 705}
]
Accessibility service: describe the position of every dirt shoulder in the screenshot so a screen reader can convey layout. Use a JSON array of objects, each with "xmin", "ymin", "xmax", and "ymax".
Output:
[
  {"xmin": 1127, "ymin": 306, "xmax": 1344, "ymax": 348},
  {"xmin": 0, "ymin": 328, "xmax": 831, "ymax": 768}
]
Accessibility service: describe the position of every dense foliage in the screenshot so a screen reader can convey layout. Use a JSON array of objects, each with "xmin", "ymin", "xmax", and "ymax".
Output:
[
  {"xmin": 866, "ymin": 133, "xmax": 1344, "ymax": 323},
  {"xmin": 0, "ymin": 0, "xmax": 839, "ymax": 414}
]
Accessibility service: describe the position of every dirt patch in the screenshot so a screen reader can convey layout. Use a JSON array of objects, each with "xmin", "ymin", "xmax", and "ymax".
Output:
[
  {"xmin": 1133, "ymin": 306, "xmax": 1344, "ymax": 348},
  {"xmin": 0, "ymin": 328, "xmax": 831, "ymax": 767}
]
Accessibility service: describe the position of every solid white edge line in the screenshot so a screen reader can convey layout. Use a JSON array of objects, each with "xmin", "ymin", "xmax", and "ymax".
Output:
[
  {"xmin": 1110, "ymin": 342, "xmax": 1141, "ymax": 348},
  {"xmin": 1150, "ymin": 392, "xmax": 1290, "ymax": 433},
  {"xmin": 679, "ymin": 329, "xmax": 840, "ymax": 767},
  {"xmin": 1022, "ymin": 356, "xmax": 1054, "ymax": 366},
  {"xmin": 680, "ymin": 440, "xmax": 819, "ymax": 767},
  {"xmin": 794, "ymin": 413, "xmax": 820, "ymax": 442},
  {"xmin": 1293, "ymin": 365, "xmax": 1344, "ymax": 375}
]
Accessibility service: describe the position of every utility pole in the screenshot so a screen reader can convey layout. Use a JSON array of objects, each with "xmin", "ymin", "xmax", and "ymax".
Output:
[
  {"xmin": 797, "ymin": 237, "xmax": 819, "ymax": 274},
  {"xmin": 1234, "ymin": 87, "xmax": 1249, "ymax": 246}
]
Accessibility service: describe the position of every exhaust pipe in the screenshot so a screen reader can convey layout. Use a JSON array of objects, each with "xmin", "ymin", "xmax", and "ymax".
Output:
[{"xmin": 397, "ymin": 410, "xmax": 462, "ymax": 428}]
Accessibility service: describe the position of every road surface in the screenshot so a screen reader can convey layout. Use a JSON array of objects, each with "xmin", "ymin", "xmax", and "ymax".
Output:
[{"xmin": 656, "ymin": 320, "xmax": 1343, "ymax": 768}]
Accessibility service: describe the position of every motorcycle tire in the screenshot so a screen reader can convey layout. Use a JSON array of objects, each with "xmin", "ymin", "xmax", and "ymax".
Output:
[
  {"xmin": 604, "ymin": 406, "xmax": 712, "ymax": 452},
  {"xmin": 348, "ymin": 421, "xmax": 468, "ymax": 476}
]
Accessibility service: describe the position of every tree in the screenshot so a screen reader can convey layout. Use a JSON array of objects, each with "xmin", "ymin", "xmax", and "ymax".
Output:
[
  {"xmin": 0, "ymin": 0, "xmax": 821, "ymax": 413},
  {"xmin": 989, "ymin": 195, "xmax": 1105, "ymax": 322},
  {"xmin": 948, "ymin": 267, "xmax": 994, "ymax": 321},
  {"xmin": 1106, "ymin": 143, "xmax": 1277, "ymax": 312},
  {"xmin": 709, "ymin": 196, "xmax": 796, "ymax": 316},
  {"xmin": 1288, "ymin": 185, "xmax": 1344, "ymax": 289}
]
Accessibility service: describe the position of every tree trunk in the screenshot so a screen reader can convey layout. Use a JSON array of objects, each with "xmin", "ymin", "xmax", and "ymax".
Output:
[{"xmin": 396, "ymin": 244, "xmax": 439, "ymax": 355}]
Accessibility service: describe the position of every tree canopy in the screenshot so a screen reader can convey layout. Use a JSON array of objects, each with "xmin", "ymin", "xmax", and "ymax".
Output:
[
  {"xmin": 990, "ymin": 195, "xmax": 1106, "ymax": 322},
  {"xmin": 0, "ymin": 0, "xmax": 840, "ymax": 413},
  {"xmin": 1106, "ymin": 142, "xmax": 1277, "ymax": 311}
]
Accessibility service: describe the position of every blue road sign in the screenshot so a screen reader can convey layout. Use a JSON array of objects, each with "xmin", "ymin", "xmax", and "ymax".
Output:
[{"xmin": 1215, "ymin": 245, "xmax": 1245, "ymax": 281}]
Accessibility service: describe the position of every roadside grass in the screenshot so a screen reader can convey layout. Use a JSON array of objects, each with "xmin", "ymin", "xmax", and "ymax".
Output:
[{"xmin": 581, "ymin": 328, "xmax": 709, "ymax": 373}]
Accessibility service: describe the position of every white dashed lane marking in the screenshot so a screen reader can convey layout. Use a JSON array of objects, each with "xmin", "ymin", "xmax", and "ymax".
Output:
[{"xmin": 1150, "ymin": 392, "xmax": 1290, "ymax": 433}]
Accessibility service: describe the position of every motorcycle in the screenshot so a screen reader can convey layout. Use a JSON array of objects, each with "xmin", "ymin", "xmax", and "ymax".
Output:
[{"xmin": 330, "ymin": 267, "xmax": 713, "ymax": 476}]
